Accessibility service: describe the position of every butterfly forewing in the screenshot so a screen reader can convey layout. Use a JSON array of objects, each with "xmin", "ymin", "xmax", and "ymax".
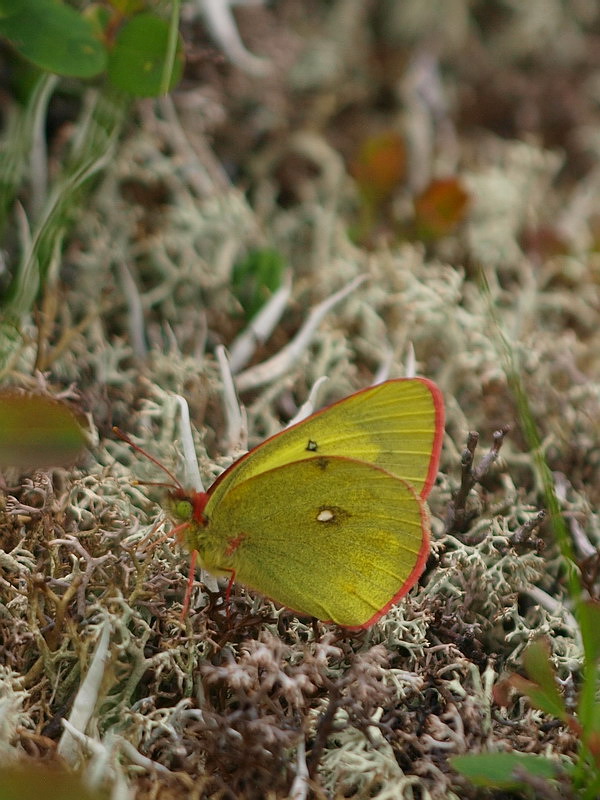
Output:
[{"xmin": 205, "ymin": 379, "xmax": 443, "ymax": 517}]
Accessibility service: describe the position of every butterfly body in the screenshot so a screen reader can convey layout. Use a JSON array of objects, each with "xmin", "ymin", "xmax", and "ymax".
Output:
[{"xmin": 167, "ymin": 378, "xmax": 444, "ymax": 629}]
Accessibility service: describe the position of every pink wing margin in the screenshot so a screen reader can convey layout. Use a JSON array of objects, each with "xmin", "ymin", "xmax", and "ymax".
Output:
[
  {"xmin": 417, "ymin": 376, "xmax": 445, "ymax": 500},
  {"xmin": 351, "ymin": 376, "xmax": 444, "ymax": 630}
]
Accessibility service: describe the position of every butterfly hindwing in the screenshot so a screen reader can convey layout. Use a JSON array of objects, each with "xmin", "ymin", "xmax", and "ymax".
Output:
[{"xmin": 194, "ymin": 455, "xmax": 429, "ymax": 628}]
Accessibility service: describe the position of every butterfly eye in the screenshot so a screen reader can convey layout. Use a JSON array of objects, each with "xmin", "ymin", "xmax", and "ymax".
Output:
[{"xmin": 172, "ymin": 498, "xmax": 194, "ymax": 522}]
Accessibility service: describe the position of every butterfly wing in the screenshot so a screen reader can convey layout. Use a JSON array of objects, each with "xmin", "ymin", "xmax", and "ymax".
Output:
[
  {"xmin": 206, "ymin": 378, "xmax": 443, "ymax": 513},
  {"xmin": 194, "ymin": 455, "xmax": 429, "ymax": 628}
]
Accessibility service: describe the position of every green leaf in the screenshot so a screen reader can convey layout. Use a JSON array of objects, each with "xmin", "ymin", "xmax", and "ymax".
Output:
[
  {"xmin": 107, "ymin": 13, "xmax": 183, "ymax": 97},
  {"xmin": 579, "ymin": 601, "xmax": 600, "ymax": 665},
  {"xmin": 519, "ymin": 638, "xmax": 569, "ymax": 719},
  {"xmin": 0, "ymin": 0, "xmax": 107, "ymax": 78},
  {"xmin": 0, "ymin": 391, "xmax": 87, "ymax": 467},
  {"xmin": 232, "ymin": 248, "xmax": 285, "ymax": 321},
  {"xmin": 451, "ymin": 751, "xmax": 562, "ymax": 790},
  {"xmin": 511, "ymin": 674, "xmax": 569, "ymax": 722},
  {"xmin": 0, "ymin": 0, "xmax": 35, "ymax": 17},
  {"xmin": 0, "ymin": 765, "xmax": 106, "ymax": 800},
  {"xmin": 576, "ymin": 601, "xmax": 600, "ymax": 759}
]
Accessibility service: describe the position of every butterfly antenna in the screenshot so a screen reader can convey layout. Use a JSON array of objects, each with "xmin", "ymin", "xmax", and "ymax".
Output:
[
  {"xmin": 113, "ymin": 426, "xmax": 184, "ymax": 490},
  {"xmin": 133, "ymin": 479, "xmax": 182, "ymax": 489}
]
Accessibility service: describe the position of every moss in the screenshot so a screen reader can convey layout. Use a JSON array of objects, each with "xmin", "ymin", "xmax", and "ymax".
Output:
[{"xmin": 1, "ymin": 2, "xmax": 599, "ymax": 798}]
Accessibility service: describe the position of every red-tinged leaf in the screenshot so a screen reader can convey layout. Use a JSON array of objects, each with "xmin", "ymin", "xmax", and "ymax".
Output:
[
  {"xmin": 521, "ymin": 225, "xmax": 569, "ymax": 260},
  {"xmin": 414, "ymin": 177, "xmax": 470, "ymax": 239},
  {"xmin": 492, "ymin": 677, "xmax": 513, "ymax": 707},
  {"xmin": 0, "ymin": 392, "xmax": 87, "ymax": 468},
  {"xmin": 106, "ymin": 0, "xmax": 144, "ymax": 13},
  {"xmin": 586, "ymin": 731, "xmax": 600, "ymax": 764},
  {"xmin": 351, "ymin": 131, "xmax": 406, "ymax": 207}
]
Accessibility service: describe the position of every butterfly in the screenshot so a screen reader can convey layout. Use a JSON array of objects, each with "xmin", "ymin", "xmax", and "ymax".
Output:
[{"xmin": 118, "ymin": 378, "xmax": 444, "ymax": 628}]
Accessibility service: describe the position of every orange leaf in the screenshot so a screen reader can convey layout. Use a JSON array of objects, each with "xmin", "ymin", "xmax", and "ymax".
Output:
[
  {"xmin": 414, "ymin": 177, "xmax": 470, "ymax": 239},
  {"xmin": 351, "ymin": 132, "xmax": 406, "ymax": 207}
]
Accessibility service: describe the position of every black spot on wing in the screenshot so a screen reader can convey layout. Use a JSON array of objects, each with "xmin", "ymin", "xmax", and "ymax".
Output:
[{"xmin": 306, "ymin": 439, "xmax": 319, "ymax": 452}]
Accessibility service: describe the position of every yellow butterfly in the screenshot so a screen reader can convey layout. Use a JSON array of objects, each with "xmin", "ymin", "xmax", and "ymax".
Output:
[{"xmin": 159, "ymin": 378, "xmax": 444, "ymax": 629}]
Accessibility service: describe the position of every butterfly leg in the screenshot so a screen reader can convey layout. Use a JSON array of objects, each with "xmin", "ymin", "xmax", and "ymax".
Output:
[
  {"xmin": 225, "ymin": 569, "xmax": 236, "ymax": 617},
  {"xmin": 180, "ymin": 548, "xmax": 198, "ymax": 620}
]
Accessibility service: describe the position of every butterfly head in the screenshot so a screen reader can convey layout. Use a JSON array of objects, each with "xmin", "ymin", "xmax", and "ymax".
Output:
[
  {"xmin": 168, "ymin": 487, "xmax": 209, "ymax": 527},
  {"xmin": 113, "ymin": 427, "xmax": 209, "ymax": 527}
]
